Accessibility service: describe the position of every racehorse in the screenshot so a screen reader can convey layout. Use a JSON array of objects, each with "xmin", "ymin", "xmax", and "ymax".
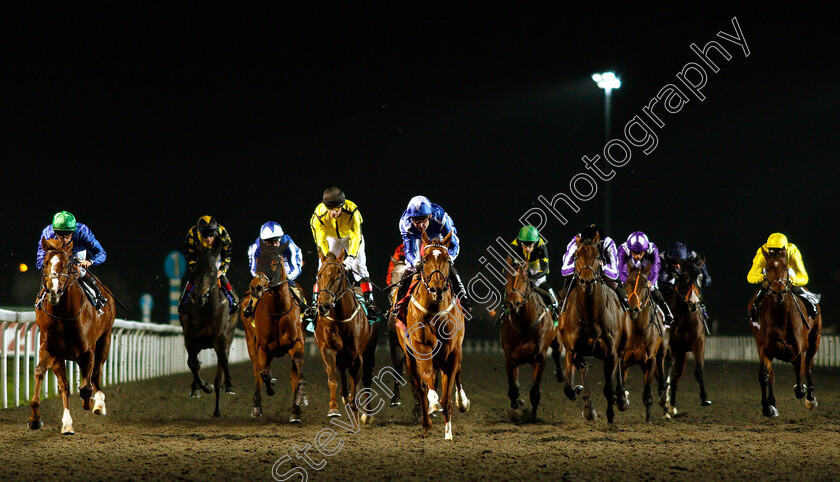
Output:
[
  {"xmin": 179, "ymin": 236, "xmax": 238, "ymax": 417},
  {"xmin": 662, "ymin": 257, "xmax": 712, "ymax": 417},
  {"xmin": 241, "ymin": 241, "xmax": 308, "ymax": 422},
  {"xmin": 620, "ymin": 263, "xmax": 667, "ymax": 423},
  {"xmin": 559, "ymin": 234, "xmax": 629, "ymax": 423},
  {"xmin": 386, "ymin": 256, "xmax": 409, "ymax": 407},
  {"xmin": 314, "ymin": 250, "xmax": 379, "ymax": 423},
  {"xmin": 749, "ymin": 248, "xmax": 822, "ymax": 417},
  {"xmin": 500, "ymin": 257, "xmax": 563, "ymax": 422},
  {"xmin": 29, "ymin": 239, "xmax": 116, "ymax": 434},
  {"xmin": 397, "ymin": 231, "xmax": 470, "ymax": 439}
]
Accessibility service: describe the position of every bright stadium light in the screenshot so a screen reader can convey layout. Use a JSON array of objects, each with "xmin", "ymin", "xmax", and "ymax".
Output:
[{"xmin": 592, "ymin": 71, "xmax": 621, "ymax": 92}]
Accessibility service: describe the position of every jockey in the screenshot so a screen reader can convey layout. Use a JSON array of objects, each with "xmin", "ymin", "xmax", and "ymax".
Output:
[
  {"xmin": 560, "ymin": 224, "xmax": 628, "ymax": 312},
  {"xmin": 394, "ymin": 195, "xmax": 472, "ymax": 313},
  {"xmin": 247, "ymin": 221, "xmax": 307, "ymax": 307},
  {"xmin": 305, "ymin": 187, "xmax": 379, "ymax": 325},
  {"xmin": 617, "ymin": 231, "xmax": 674, "ymax": 325},
  {"xmin": 747, "ymin": 233, "xmax": 819, "ymax": 326},
  {"xmin": 510, "ymin": 225, "xmax": 559, "ymax": 314},
  {"xmin": 179, "ymin": 215, "xmax": 238, "ymax": 314},
  {"xmin": 36, "ymin": 211, "xmax": 107, "ymax": 309},
  {"xmin": 659, "ymin": 241, "xmax": 711, "ymax": 320}
]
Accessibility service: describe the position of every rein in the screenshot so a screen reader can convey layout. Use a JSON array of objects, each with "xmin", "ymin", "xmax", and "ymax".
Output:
[{"xmin": 250, "ymin": 272, "xmax": 297, "ymax": 317}]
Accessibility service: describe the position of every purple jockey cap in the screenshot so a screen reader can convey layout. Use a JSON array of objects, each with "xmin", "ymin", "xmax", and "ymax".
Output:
[{"xmin": 626, "ymin": 231, "xmax": 650, "ymax": 252}]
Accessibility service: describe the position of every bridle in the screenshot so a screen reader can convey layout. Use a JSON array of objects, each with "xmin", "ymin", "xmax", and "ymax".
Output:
[
  {"xmin": 573, "ymin": 244, "xmax": 603, "ymax": 292},
  {"xmin": 626, "ymin": 270, "xmax": 652, "ymax": 313},
  {"xmin": 316, "ymin": 260, "xmax": 360, "ymax": 321},
  {"xmin": 417, "ymin": 243, "xmax": 451, "ymax": 295},
  {"xmin": 39, "ymin": 249, "xmax": 84, "ymax": 320},
  {"xmin": 506, "ymin": 264, "xmax": 533, "ymax": 313}
]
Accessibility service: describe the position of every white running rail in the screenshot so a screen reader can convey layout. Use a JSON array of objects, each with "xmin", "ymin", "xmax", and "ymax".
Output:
[{"xmin": 1, "ymin": 309, "xmax": 248, "ymax": 409}]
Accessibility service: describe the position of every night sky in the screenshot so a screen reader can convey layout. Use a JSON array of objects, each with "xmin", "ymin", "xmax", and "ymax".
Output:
[{"xmin": 2, "ymin": 6, "xmax": 838, "ymax": 334}]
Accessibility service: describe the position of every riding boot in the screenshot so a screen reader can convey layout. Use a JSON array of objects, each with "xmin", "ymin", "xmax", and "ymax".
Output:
[
  {"xmin": 748, "ymin": 287, "xmax": 766, "ymax": 326},
  {"xmin": 81, "ymin": 274, "xmax": 106, "ymax": 310},
  {"xmin": 604, "ymin": 277, "xmax": 630, "ymax": 311},
  {"xmin": 559, "ymin": 275, "xmax": 573, "ymax": 314},
  {"xmin": 303, "ymin": 283, "xmax": 318, "ymax": 332},
  {"xmin": 791, "ymin": 286, "xmax": 820, "ymax": 318},
  {"xmin": 449, "ymin": 264, "xmax": 472, "ymax": 314},
  {"xmin": 178, "ymin": 281, "xmax": 194, "ymax": 314},
  {"xmin": 220, "ymin": 274, "xmax": 238, "ymax": 314},
  {"xmin": 392, "ymin": 274, "xmax": 414, "ymax": 316},
  {"xmin": 361, "ymin": 281, "xmax": 380, "ymax": 321},
  {"xmin": 651, "ymin": 289, "xmax": 674, "ymax": 326}
]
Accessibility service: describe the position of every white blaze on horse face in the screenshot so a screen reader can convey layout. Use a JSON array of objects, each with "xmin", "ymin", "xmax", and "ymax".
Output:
[
  {"xmin": 432, "ymin": 249, "xmax": 441, "ymax": 259},
  {"xmin": 49, "ymin": 255, "xmax": 61, "ymax": 291}
]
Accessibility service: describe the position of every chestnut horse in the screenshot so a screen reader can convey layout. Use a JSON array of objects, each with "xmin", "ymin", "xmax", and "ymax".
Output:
[
  {"xmin": 386, "ymin": 257, "xmax": 409, "ymax": 407},
  {"xmin": 662, "ymin": 257, "xmax": 712, "ymax": 417},
  {"xmin": 241, "ymin": 241, "xmax": 308, "ymax": 422},
  {"xmin": 179, "ymin": 237, "xmax": 238, "ymax": 417},
  {"xmin": 29, "ymin": 239, "xmax": 116, "ymax": 434},
  {"xmin": 560, "ymin": 234, "xmax": 629, "ymax": 423},
  {"xmin": 621, "ymin": 263, "xmax": 667, "ymax": 423},
  {"xmin": 500, "ymin": 258, "xmax": 563, "ymax": 422},
  {"xmin": 397, "ymin": 231, "xmax": 470, "ymax": 439},
  {"xmin": 749, "ymin": 248, "xmax": 821, "ymax": 417},
  {"xmin": 314, "ymin": 250, "xmax": 378, "ymax": 424}
]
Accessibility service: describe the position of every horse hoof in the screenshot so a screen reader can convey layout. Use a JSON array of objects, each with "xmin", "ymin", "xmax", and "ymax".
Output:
[
  {"xmin": 301, "ymin": 396, "xmax": 310, "ymax": 407},
  {"xmin": 82, "ymin": 398, "xmax": 92, "ymax": 411},
  {"xmin": 289, "ymin": 414, "xmax": 301, "ymax": 424},
  {"xmin": 61, "ymin": 425, "xmax": 75, "ymax": 435},
  {"xmin": 202, "ymin": 384, "xmax": 214, "ymax": 394},
  {"xmin": 361, "ymin": 413, "xmax": 373, "ymax": 425},
  {"xmin": 225, "ymin": 387, "xmax": 236, "ymax": 395},
  {"xmin": 583, "ymin": 409, "xmax": 597, "ymax": 421},
  {"xmin": 457, "ymin": 397, "xmax": 470, "ymax": 413},
  {"xmin": 327, "ymin": 409, "xmax": 342, "ymax": 418},
  {"xmin": 668, "ymin": 405, "xmax": 678, "ymax": 416},
  {"xmin": 663, "ymin": 413, "xmax": 672, "ymax": 420},
  {"xmin": 213, "ymin": 410, "xmax": 221, "ymax": 418},
  {"xmin": 763, "ymin": 405, "xmax": 779, "ymax": 417},
  {"xmin": 700, "ymin": 399, "xmax": 712, "ymax": 407},
  {"xmin": 190, "ymin": 390, "xmax": 201, "ymax": 398},
  {"xmin": 341, "ymin": 396, "xmax": 347, "ymax": 405},
  {"xmin": 92, "ymin": 405, "xmax": 107, "ymax": 416},
  {"xmin": 516, "ymin": 399, "xmax": 525, "ymax": 408},
  {"xmin": 564, "ymin": 386, "xmax": 578, "ymax": 401},
  {"xmin": 390, "ymin": 397, "xmax": 402, "ymax": 407},
  {"xmin": 805, "ymin": 399, "xmax": 818, "ymax": 410},
  {"xmin": 251, "ymin": 407, "xmax": 263, "ymax": 417},
  {"xmin": 28, "ymin": 420, "xmax": 43, "ymax": 430}
]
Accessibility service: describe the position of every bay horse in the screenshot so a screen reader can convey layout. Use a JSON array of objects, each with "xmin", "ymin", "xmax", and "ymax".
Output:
[
  {"xmin": 749, "ymin": 248, "xmax": 821, "ymax": 417},
  {"xmin": 29, "ymin": 239, "xmax": 116, "ymax": 434},
  {"xmin": 179, "ymin": 236, "xmax": 238, "ymax": 417},
  {"xmin": 241, "ymin": 241, "xmax": 308, "ymax": 422},
  {"xmin": 662, "ymin": 257, "xmax": 712, "ymax": 417},
  {"xmin": 621, "ymin": 263, "xmax": 667, "ymax": 423},
  {"xmin": 559, "ymin": 234, "xmax": 629, "ymax": 423},
  {"xmin": 314, "ymin": 250, "xmax": 379, "ymax": 424},
  {"xmin": 397, "ymin": 231, "xmax": 470, "ymax": 439},
  {"xmin": 386, "ymin": 256, "xmax": 409, "ymax": 407},
  {"xmin": 500, "ymin": 257, "xmax": 563, "ymax": 422}
]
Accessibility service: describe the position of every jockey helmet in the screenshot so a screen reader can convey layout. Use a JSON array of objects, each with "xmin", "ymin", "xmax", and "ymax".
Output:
[
  {"xmin": 52, "ymin": 211, "xmax": 77, "ymax": 234},
  {"xmin": 665, "ymin": 241, "xmax": 690, "ymax": 261},
  {"xmin": 406, "ymin": 195, "xmax": 433, "ymax": 220},
  {"xmin": 766, "ymin": 233, "xmax": 788, "ymax": 250},
  {"xmin": 517, "ymin": 225, "xmax": 540, "ymax": 243},
  {"xmin": 196, "ymin": 215, "xmax": 219, "ymax": 237},
  {"xmin": 260, "ymin": 221, "xmax": 284, "ymax": 240},
  {"xmin": 626, "ymin": 231, "xmax": 650, "ymax": 252},
  {"xmin": 322, "ymin": 187, "xmax": 345, "ymax": 208},
  {"xmin": 581, "ymin": 224, "xmax": 601, "ymax": 242}
]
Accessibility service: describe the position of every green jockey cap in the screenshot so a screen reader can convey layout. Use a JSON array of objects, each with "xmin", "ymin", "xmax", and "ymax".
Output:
[
  {"xmin": 52, "ymin": 211, "xmax": 77, "ymax": 232},
  {"xmin": 517, "ymin": 225, "xmax": 540, "ymax": 243}
]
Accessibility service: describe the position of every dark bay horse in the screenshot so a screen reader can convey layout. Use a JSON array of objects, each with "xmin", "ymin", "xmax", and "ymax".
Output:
[
  {"xmin": 179, "ymin": 237, "xmax": 238, "ymax": 417},
  {"xmin": 241, "ymin": 241, "xmax": 308, "ymax": 422},
  {"xmin": 29, "ymin": 239, "xmax": 116, "ymax": 434},
  {"xmin": 314, "ymin": 250, "xmax": 378, "ymax": 424},
  {"xmin": 662, "ymin": 257, "xmax": 712, "ymax": 417},
  {"xmin": 386, "ymin": 257, "xmax": 409, "ymax": 407},
  {"xmin": 621, "ymin": 264, "xmax": 667, "ymax": 423},
  {"xmin": 749, "ymin": 248, "xmax": 821, "ymax": 417},
  {"xmin": 559, "ymin": 234, "xmax": 629, "ymax": 423},
  {"xmin": 397, "ymin": 231, "xmax": 469, "ymax": 439},
  {"xmin": 500, "ymin": 258, "xmax": 563, "ymax": 422}
]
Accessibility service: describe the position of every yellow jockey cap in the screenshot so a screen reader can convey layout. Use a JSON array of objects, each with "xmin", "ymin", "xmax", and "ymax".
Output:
[{"xmin": 766, "ymin": 233, "xmax": 788, "ymax": 249}]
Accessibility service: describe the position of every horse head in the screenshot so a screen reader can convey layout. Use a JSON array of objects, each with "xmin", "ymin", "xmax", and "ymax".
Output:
[
  {"xmin": 504, "ymin": 257, "xmax": 530, "ymax": 314},
  {"xmin": 419, "ymin": 230, "xmax": 452, "ymax": 303},
  {"xmin": 677, "ymin": 257, "xmax": 705, "ymax": 310},
  {"xmin": 316, "ymin": 249, "xmax": 349, "ymax": 316},
  {"xmin": 41, "ymin": 238, "xmax": 78, "ymax": 305},
  {"xmin": 244, "ymin": 241, "xmax": 289, "ymax": 317},
  {"xmin": 193, "ymin": 236, "xmax": 222, "ymax": 307},
  {"xmin": 762, "ymin": 248, "xmax": 790, "ymax": 304},
  {"xmin": 624, "ymin": 263, "xmax": 652, "ymax": 321},
  {"xmin": 574, "ymin": 233, "xmax": 602, "ymax": 295}
]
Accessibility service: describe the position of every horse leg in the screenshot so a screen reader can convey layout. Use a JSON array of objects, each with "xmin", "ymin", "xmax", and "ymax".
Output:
[
  {"xmin": 258, "ymin": 347, "xmax": 276, "ymax": 397},
  {"xmin": 758, "ymin": 353, "xmax": 778, "ymax": 417},
  {"xmin": 580, "ymin": 359, "xmax": 596, "ymax": 421},
  {"xmin": 693, "ymin": 339, "xmax": 712, "ymax": 406},
  {"xmin": 187, "ymin": 346, "xmax": 212, "ymax": 397},
  {"xmin": 292, "ymin": 346, "xmax": 309, "ymax": 407},
  {"xmin": 530, "ymin": 357, "xmax": 547, "ymax": 422},
  {"xmin": 454, "ymin": 360, "xmax": 470, "ymax": 413},
  {"xmin": 359, "ymin": 340, "xmax": 377, "ymax": 425},
  {"xmin": 792, "ymin": 355, "xmax": 807, "ymax": 400},
  {"xmin": 602, "ymin": 353, "xmax": 617, "ymax": 423},
  {"xmin": 289, "ymin": 344, "xmax": 305, "ymax": 423},
  {"xmin": 550, "ymin": 337, "xmax": 565, "ymax": 383},
  {"xmin": 668, "ymin": 351, "xmax": 687, "ymax": 416},
  {"xmin": 320, "ymin": 347, "xmax": 342, "ymax": 417},
  {"xmin": 505, "ymin": 359, "xmax": 521, "ymax": 422},
  {"xmin": 347, "ymin": 356, "xmax": 363, "ymax": 422},
  {"xmin": 212, "ymin": 339, "xmax": 229, "ymax": 417},
  {"xmin": 563, "ymin": 350, "xmax": 582, "ymax": 401},
  {"xmin": 53, "ymin": 360, "xmax": 75, "ymax": 435},
  {"xmin": 642, "ymin": 358, "xmax": 654, "ymax": 424},
  {"xmin": 440, "ymin": 362, "xmax": 457, "ymax": 440},
  {"xmin": 74, "ymin": 349, "xmax": 96, "ymax": 411},
  {"xmin": 615, "ymin": 353, "xmax": 629, "ymax": 412},
  {"xmin": 92, "ymin": 327, "xmax": 112, "ymax": 415},
  {"xmin": 389, "ymin": 329, "xmax": 405, "ymax": 407},
  {"xmin": 804, "ymin": 355, "xmax": 818, "ymax": 410},
  {"xmin": 251, "ymin": 360, "xmax": 263, "ymax": 418},
  {"xmin": 28, "ymin": 346, "xmax": 55, "ymax": 430},
  {"xmin": 655, "ymin": 343, "xmax": 669, "ymax": 417}
]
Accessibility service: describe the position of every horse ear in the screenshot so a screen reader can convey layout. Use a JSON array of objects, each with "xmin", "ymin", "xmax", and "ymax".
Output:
[
  {"xmin": 593, "ymin": 232, "xmax": 600, "ymax": 244},
  {"xmin": 278, "ymin": 241, "xmax": 289, "ymax": 254},
  {"xmin": 574, "ymin": 235, "xmax": 581, "ymax": 247},
  {"xmin": 696, "ymin": 257, "xmax": 705, "ymax": 268},
  {"xmin": 421, "ymin": 229, "xmax": 431, "ymax": 246},
  {"xmin": 643, "ymin": 263, "xmax": 652, "ymax": 276},
  {"xmin": 761, "ymin": 247, "xmax": 770, "ymax": 260},
  {"xmin": 317, "ymin": 247, "xmax": 326, "ymax": 261},
  {"xmin": 337, "ymin": 249, "xmax": 347, "ymax": 263},
  {"xmin": 211, "ymin": 236, "xmax": 223, "ymax": 256},
  {"xmin": 442, "ymin": 231, "xmax": 452, "ymax": 248}
]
